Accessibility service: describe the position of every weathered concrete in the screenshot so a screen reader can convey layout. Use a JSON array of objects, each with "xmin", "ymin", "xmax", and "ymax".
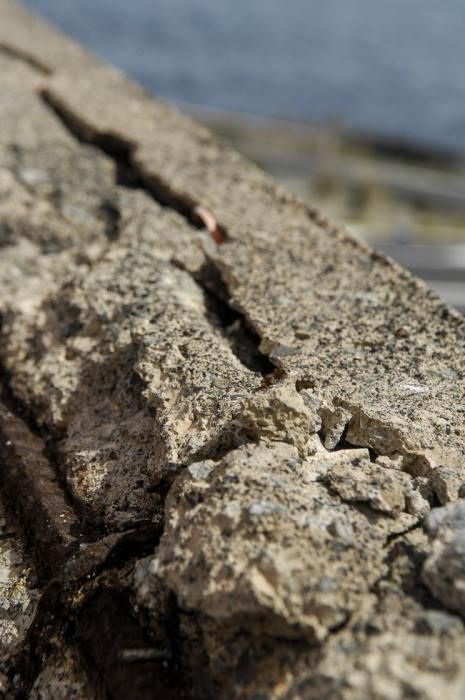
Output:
[{"xmin": 1, "ymin": 1, "xmax": 465, "ymax": 697}]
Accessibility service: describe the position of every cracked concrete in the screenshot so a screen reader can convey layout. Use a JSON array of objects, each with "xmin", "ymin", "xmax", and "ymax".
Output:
[{"xmin": 1, "ymin": 1, "xmax": 465, "ymax": 696}]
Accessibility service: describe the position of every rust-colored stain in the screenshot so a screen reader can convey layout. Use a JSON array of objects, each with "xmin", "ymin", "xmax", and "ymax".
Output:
[{"xmin": 193, "ymin": 205, "xmax": 227, "ymax": 245}]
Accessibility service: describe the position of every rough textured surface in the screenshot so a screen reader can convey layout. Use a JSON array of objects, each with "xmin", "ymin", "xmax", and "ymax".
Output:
[
  {"xmin": 422, "ymin": 501, "xmax": 465, "ymax": 615},
  {"xmin": 213, "ymin": 239, "xmax": 465, "ymax": 482},
  {"xmin": 153, "ymin": 440, "xmax": 417, "ymax": 641},
  {"xmin": 1, "ymin": 1, "xmax": 465, "ymax": 697}
]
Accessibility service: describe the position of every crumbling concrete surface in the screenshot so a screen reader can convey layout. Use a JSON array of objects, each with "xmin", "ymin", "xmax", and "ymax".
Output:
[{"xmin": 1, "ymin": 1, "xmax": 465, "ymax": 697}]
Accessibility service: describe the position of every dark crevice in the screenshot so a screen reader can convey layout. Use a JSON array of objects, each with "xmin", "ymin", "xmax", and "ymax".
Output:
[
  {"xmin": 173, "ymin": 257, "xmax": 274, "ymax": 377},
  {"xmin": 193, "ymin": 261, "xmax": 274, "ymax": 376},
  {"xmin": 383, "ymin": 520, "xmax": 423, "ymax": 549},
  {"xmin": 115, "ymin": 160, "xmax": 142, "ymax": 189},
  {"xmin": 40, "ymin": 88, "xmax": 227, "ymax": 242},
  {"xmin": 0, "ymin": 41, "xmax": 52, "ymax": 75}
]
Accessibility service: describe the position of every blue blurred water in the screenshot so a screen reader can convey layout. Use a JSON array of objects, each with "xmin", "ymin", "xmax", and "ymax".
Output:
[{"xmin": 22, "ymin": 0, "xmax": 465, "ymax": 153}]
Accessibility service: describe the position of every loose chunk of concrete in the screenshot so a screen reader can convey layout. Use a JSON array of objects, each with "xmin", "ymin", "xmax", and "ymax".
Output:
[
  {"xmin": 237, "ymin": 381, "xmax": 320, "ymax": 455},
  {"xmin": 153, "ymin": 442, "xmax": 416, "ymax": 641},
  {"xmin": 324, "ymin": 458, "xmax": 411, "ymax": 516}
]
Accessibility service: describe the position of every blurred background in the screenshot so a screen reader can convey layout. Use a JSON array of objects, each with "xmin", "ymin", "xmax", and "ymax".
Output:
[{"xmin": 23, "ymin": 0, "xmax": 465, "ymax": 311}]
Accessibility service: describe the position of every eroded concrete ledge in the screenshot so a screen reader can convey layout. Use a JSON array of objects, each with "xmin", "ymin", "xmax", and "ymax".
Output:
[{"xmin": 1, "ymin": 1, "xmax": 465, "ymax": 697}]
